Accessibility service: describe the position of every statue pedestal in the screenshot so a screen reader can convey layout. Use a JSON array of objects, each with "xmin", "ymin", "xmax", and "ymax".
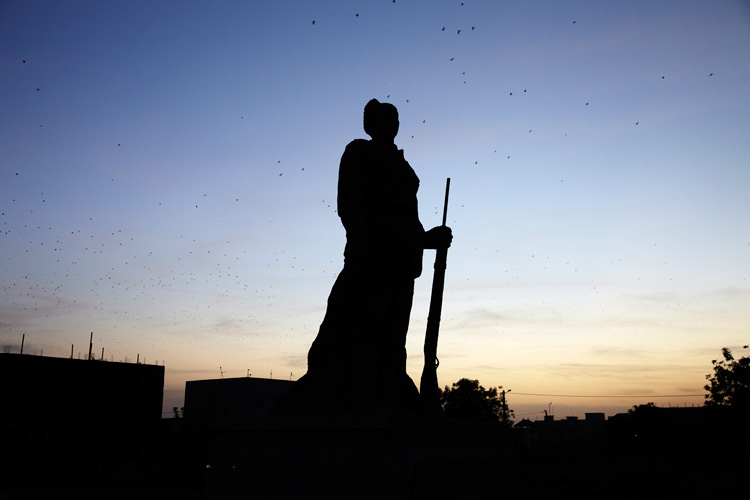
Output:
[{"xmin": 204, "ymin": 414, "xmax": 514, "ymax": 499}]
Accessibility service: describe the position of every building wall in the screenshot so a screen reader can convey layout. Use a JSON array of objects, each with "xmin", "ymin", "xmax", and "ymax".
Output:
[
  {"xmin": 0, "ymin": 353, "xmax": 164, "ymax": 431},
  {"xmin": 184, "ymin": 377, "xmax": 294, "ymax": 429}
]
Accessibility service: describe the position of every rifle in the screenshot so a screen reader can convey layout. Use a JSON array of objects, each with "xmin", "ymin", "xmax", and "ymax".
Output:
[{"xmin": 419, "ymin": 177, "xmax": 450, "ymax": 416}]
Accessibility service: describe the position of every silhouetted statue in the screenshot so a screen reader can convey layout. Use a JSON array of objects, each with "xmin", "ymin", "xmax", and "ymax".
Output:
[{"xmin": 274, "ymin": 99, "xmax": 452, "ymax": 416}]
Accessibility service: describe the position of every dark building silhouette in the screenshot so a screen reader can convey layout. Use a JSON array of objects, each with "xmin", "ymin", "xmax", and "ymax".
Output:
[
  {"xmin": 184, "ymin": 376, "xmax": 294, "ymax": 430},
  {"xmin": 1, "ymin": 352, "xmax": 163, "ymax": 429},
  {"xmin": 512, "ymin": 406, "xmax": 747, "ymax": 498},
  {"xmin": 0, "ymin": 353, "xmax": 165, "ymax": 490},
  {"xmin": 514, "ymin": 412, "xmax": 607, "ymax": 449}
]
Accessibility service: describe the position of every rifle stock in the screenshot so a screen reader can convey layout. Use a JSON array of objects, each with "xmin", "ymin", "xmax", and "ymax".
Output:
[{"xmin": 419, "ymin": 178, "xmax": 450, "ymax": 416}]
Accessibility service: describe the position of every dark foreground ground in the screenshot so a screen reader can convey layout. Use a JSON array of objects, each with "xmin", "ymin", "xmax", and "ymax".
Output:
[{"xmin": 2, "ymin": 407, "xmax": 747, "ymax": 499}]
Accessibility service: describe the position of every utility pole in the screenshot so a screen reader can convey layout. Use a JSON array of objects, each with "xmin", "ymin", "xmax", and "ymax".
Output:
[{"xmin": 500, "ymin": 387, "xmax": 512, "ymax": 426}]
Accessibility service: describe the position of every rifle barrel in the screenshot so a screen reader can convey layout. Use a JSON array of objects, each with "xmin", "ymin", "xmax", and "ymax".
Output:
[
  {"xmin": 441, "ymin": 178, "xmax": 450, "ymax": 227},
  {"xmin": 420, "ymin": 177, "xmax": 451, "ymax": 414}
]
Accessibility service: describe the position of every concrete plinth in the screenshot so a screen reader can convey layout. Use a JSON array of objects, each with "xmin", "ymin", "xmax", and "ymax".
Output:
[{"xmin": 203, "ymin": 414, "xmax": 514, "ymax": 499}]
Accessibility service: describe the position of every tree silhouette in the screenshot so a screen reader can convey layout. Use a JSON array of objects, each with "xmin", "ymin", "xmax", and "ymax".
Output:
[
  {"xmin": 704, "ymin": 346, "xmax": 750, "ymax": 409},
  {"xmin": 628, "ymin": 402, "xmax": 656, "ymax": 413},
  {"xmin": 440, "ymin": 378, "xmax": 514, "ymax": 425}
]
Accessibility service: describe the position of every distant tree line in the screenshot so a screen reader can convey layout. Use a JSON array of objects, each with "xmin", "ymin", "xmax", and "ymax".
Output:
[
  {"xmin": 440, "ymin": 378, "xmax": 514, "ymax": 426},
  {"xmin": 437, "ymin": 344, "xmax": 749, "ymax": 426},
  {"xmin": 704, "ymin": 345, "xmax": 749, "ymax": 410}
]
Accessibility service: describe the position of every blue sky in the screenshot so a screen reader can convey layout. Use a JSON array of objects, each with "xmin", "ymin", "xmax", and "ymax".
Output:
[{"xmin": 2, "ymin": 0, "xmax": 749, "ymax": 418}]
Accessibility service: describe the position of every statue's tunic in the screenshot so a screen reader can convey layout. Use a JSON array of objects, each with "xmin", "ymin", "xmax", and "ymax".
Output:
[
  {"xmin": 338, "ymin": 139, "xmax": 425, "ymax": 279},
  {"xmin": 303, "ymin": 138, "xmax": 426, "ymax": 412}
]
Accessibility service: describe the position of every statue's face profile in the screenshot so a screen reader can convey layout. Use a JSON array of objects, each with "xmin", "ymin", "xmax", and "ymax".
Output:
[{"xmin": 377, "ymin": 104, "xmax": 399, "ymax": 140}]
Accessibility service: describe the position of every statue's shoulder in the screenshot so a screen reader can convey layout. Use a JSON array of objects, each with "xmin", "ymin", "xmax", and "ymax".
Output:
[{"xmin": 344, "ymin": 138, "xmax": 372, "ymax": 154}]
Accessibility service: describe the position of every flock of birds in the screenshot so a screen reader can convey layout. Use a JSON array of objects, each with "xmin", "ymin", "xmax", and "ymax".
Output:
[
  {"xmin": 304, "ymin": 4, "xmax": 718, "ymax": 174},
  {"xmin": 2, "ymin": 2, "xmax": 721, "ymax": 377}
]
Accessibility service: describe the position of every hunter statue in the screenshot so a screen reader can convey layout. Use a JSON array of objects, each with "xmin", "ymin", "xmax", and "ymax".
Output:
[{"xmin": 274, "ymin": 99, "xmax": 452, "ymax": 416}]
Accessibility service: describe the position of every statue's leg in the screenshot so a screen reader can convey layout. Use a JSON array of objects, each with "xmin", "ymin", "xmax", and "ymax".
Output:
[
  {"xmin": 305, "ymin": 267, "xmax": 391, "ymax": 412},
  {"xmin": 380, "ymin": 278, "xmax": 420, "ymax": 411},
  {"xmin": 307, "ymin": 269, "xmax": 352, "ymax": 375},
  {"xmin": 348, "ymin": 269, "xmax": 391, "ymax": 411}
]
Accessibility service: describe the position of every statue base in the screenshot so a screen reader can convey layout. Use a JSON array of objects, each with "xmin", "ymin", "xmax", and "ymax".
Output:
[{"xmin": 203, "ymin": 413, "xmax": 514, "ymax": 499}]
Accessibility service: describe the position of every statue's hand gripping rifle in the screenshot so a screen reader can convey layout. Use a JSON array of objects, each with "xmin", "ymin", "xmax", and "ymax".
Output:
[{"xmin": 420, "ymin": 178, "xmax": 450, "ymax": 416}]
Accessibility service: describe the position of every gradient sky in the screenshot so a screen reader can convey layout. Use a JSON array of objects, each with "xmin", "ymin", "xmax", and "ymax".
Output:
[{"xmin": 2, "ymin": 1, "xmax": 749, "ymax": 418}]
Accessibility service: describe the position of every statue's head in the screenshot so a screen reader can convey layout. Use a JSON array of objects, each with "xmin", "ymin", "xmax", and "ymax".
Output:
[{"xmin": 364, "ymin": 99, "xmax": 399, "ymax": 141}]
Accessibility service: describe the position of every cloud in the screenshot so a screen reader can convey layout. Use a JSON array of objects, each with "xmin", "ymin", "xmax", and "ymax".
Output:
[
  {"xmin": 445, "ymin": 303, "xmax": 566, "ymax": 333},
  {"xmin": 589, "ymin": 345, "xmax": 650, "ymax": 359}
]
